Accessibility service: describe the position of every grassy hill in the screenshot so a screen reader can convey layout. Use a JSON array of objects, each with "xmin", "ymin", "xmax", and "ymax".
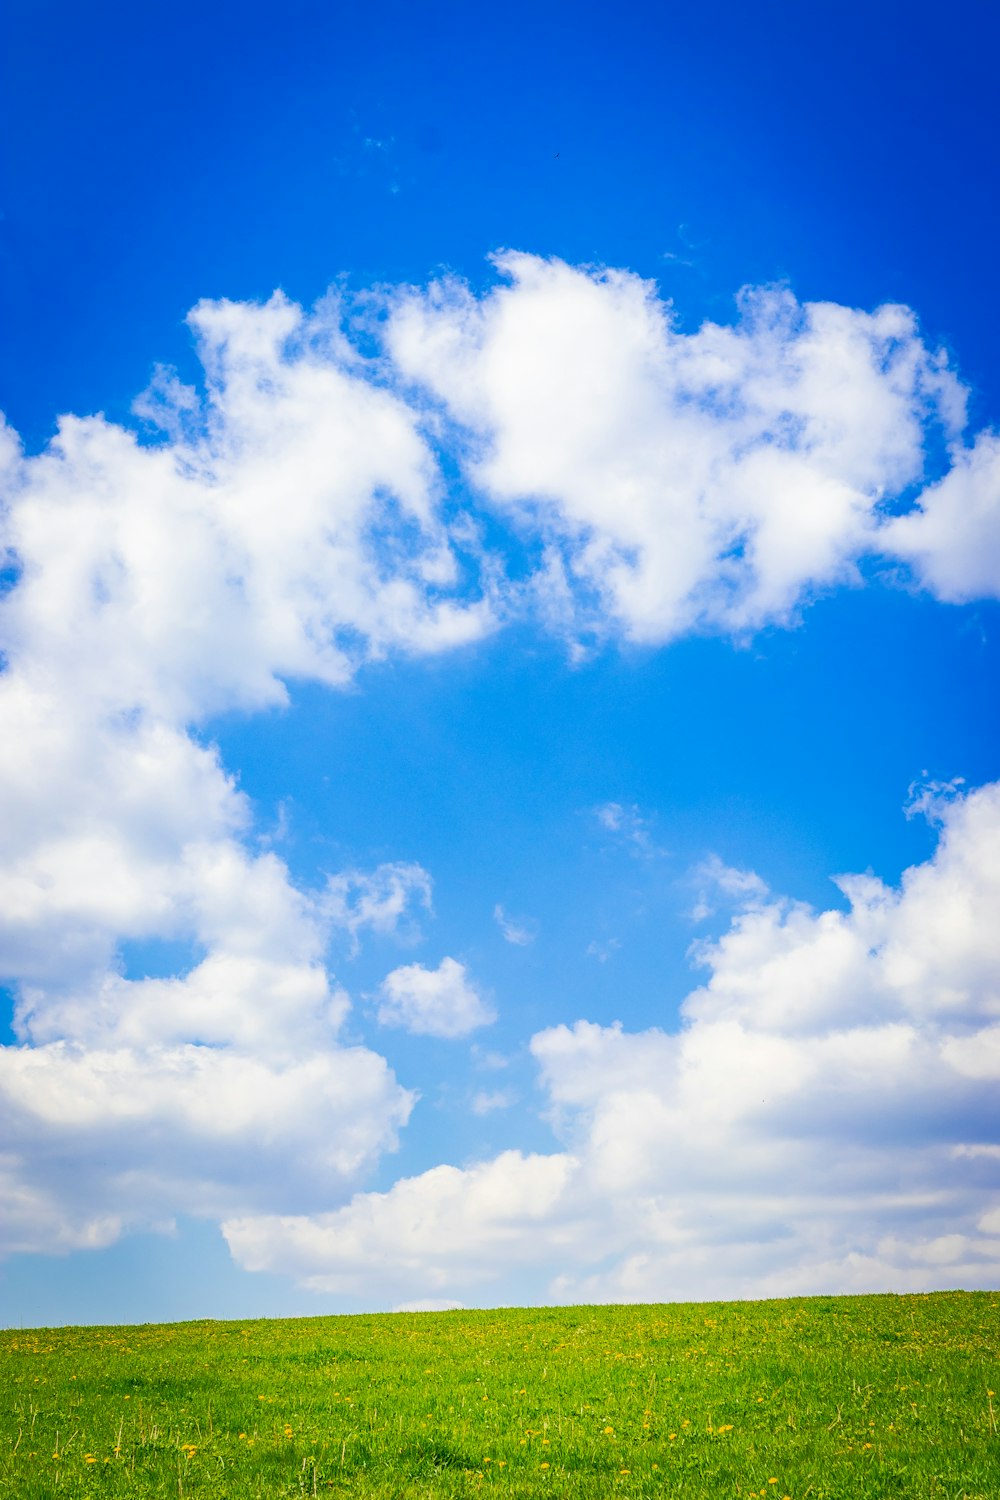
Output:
[{"xmin": 2, "ymin": 1291, "xmax": 997, "ymax": 1497}]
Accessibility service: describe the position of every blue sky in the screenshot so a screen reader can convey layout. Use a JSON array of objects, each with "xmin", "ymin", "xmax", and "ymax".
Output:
[{"xmin": 1, "ymin": 0, "xmax": 999, "ymax": 1325}]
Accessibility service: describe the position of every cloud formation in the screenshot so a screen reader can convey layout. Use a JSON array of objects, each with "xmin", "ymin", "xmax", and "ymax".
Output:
[
  {"xmin": 0, "ymin": 291, "xmax": 488, "ymax": 1256},
  {"xmin": 376, "ymin": 957, "xmax": 496, "ymax": 1038},
  {"xmin": 1, "ymin": 252, "xmax": 998, "ymax": 1279},
  {"xmin": 594, "ymin": 801, "xmax": 661, "ymax": 856},
  {"xmin": 226, "ymin": 782, "xmax": 1000, "ymax": 1304},
  {"xmin": 387, "ymin": 252, "xmax": 995, "ymax": 641},
  {"xmin": 324, "ymin": 863, "xmax": 434, "ymax": 956},
  {"xmin": 493, "ymin": 904, "xmax": 537, "ymax": 946},
  {"xmin": 885, "ymin": 431, "xmax": 1000, "ymax": 603}
]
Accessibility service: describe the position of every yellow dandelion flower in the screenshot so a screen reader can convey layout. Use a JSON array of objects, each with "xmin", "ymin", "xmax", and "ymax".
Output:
[
  {"xmin": 540, "ymin": 1461, "xmax": 550, "ymax": 1469},
  {"xmin": 604, "ymin": 1425, "xmax": 614, "ymax": 1435}
]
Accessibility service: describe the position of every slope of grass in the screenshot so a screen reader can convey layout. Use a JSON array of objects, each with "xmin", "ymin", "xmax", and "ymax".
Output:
[{"xmin": 1, "ymin": 1291, "xmax": 997, "ymax": 1498}]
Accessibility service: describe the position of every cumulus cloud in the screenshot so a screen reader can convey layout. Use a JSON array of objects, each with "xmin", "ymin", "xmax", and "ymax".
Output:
[
  {"xmin": 2, "ymin": 253, "xmax": 999, "ymax": 1274},
  {"xmin": 224, "ymin": 1150, "xmax": 578, "ymax": 1298},
  {"xmin": 0, "ymin": 669, "xmax": 423, "ymax": 1254},
  {"xmin": 2, "ymin": 298, "xmax": 490, "ymax": 727},
  {"xmin": 376, "ymin": 957, "xmax": 496, "ymax": 1038},
  {"xmin": 885, "ymin": 431, "xmax": 1000, "ymax": 602},
  {"xmin": 385, "ymin": 252, "xmax": 991, "ymax": 641},
  {"xmin": 226, "ymin": 781, "xmax": 1000, "ymax": 1304},
  {"xmin": 0, "ymin": 1042, "xmax": 412, "ymax": 1252},
  {"xmin": 0, "ymin": 289, "xmax": 492, "ymax": 1257}
]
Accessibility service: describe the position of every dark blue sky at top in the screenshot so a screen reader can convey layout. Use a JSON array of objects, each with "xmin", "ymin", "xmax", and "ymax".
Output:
[{"xmin": 3, "ymin": 0, "xmax": 999, "ymax": 448}]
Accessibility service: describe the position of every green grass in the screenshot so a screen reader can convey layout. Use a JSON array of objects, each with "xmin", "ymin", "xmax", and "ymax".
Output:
[{"xmin": 1, "ymin": 1292, "xmax": 997, "ymax": 1498}]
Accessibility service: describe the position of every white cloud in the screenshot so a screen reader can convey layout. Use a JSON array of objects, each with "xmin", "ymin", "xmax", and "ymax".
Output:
[
  {"xmin": 470, "ymin": 1046, "xmax": 509, "ymax": 1071},
  {"xmin": 594, "ymin": 801, "xmax": 661, "ymax": 856},
  {"xmin": 689, "ymin": 854, "xmax": 770, "ymax": 921},
  {"xmin": 386, "ymin": 252, "xmax": 982, "ymax": 642},
  {"xmin": 224, "ymin": 1150, "xmax": 578, "ymax": 1298},
  {"xmin": 904, "ymin": 774, "xmax": 967, "ymax": 825},
  {"xmin": 2, "ymin": 255, "xmax": 999, "ymax": 1278},
  {"xmin": 376, "ymin": 957, "xmax": 496, "ymax": 1038},
  {"xmin": 325, "ymin": 863, "xmax": 433, "ymax": 955},
  {"xmin": 493, "ymin": 903, "xmax": 536, "ymax": 946},
  {"xmin": 2, "ymin": 294, "xmax": 491, "ymax": 726},
  {"xmin": 0, "ymin": 1041, "xmax": 412, "ymax": 1245},
  {"xmin": 885, "ymin": 431, "xmax": 1000, "ymax": 602},
  {"xmin": 0, "ymin": 289, "xmax": 493, "ymax": 1257},
  {"xmin": 471, "ymin": 1087, "xmax": 518, "ymax": 1115},
  {"xmin": 585, "ymin": 938, "xmax": 620, "ymax": 963},
  {"xmin": 226, "ymin": 782, "xmax": 1000, "ymax": 1304}
]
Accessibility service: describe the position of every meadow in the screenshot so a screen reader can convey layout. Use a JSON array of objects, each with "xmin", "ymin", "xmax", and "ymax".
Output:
[{"xmin": 1, "ymin": 1291, "xmax": 997, "ymax": 1499}]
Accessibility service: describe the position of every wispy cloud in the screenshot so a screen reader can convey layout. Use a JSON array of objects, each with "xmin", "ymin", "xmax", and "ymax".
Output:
[
  {"xmin": 904, "ymin": 773, "xmax": 967, "ymax": 825},
  {"xmin": 688, "ymin": 853, "xmax": 770, "ymax": 921},
  {"xmin": 471, "ymin": 1087, "xmax": 518, "ymax": 1115},
  {"xmin": 493, "ymin": 903, "xmax": 537, "ymax": 946},
  {"xmin": 594, "ymin": 801, "xmax": 663, "ymax": 857},
  {"xmin": 325, "ymin": 863, "xmax": 433, "ymax": 956}
]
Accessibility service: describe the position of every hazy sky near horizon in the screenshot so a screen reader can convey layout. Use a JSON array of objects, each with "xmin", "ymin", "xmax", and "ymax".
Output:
[{"xmin": 2, "ymin": 0, "xmax": 1000, "ymax": 1326}]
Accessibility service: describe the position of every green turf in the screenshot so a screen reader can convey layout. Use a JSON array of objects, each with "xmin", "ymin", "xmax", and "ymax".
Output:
[{"xmin": 1, "ymin": 1292, "xmax": 997, "ymax": 1498}]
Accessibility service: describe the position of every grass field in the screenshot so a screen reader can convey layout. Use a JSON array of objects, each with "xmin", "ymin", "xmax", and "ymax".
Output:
[{"xmin": 1, "ymin": 1291, "xmax": 997, "ymax": 1498}]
